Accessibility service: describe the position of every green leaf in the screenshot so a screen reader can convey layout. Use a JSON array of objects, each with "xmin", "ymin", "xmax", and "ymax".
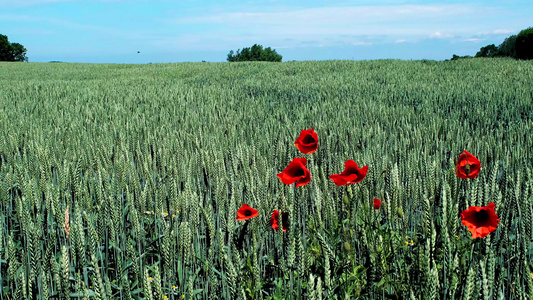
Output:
[
  {"xmin": 70, "ymin": 290, "xmax": 95, "ymax": 297},
  {"xmin": 375, "ymin": 277, "xmax": 387, "ymax": 288},
  {"xmin": 177, "ymin": 260, "xmax": 183, "ymax": 284}
]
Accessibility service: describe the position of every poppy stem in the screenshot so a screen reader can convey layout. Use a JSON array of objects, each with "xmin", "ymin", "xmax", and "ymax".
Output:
[
  {"xmin": 236, "ymin": 221, "xmax": 250, "ymax": 250},
  {"xmin": 292, "ymin": 183, "xmax": 297, "ymax": 221},
  {"xmin": 466, "ymin": 179, "xmax": 472, "ymax": 208},
  {"xmin": 468, "ymin": 238, "xmax": 478, "ymax": 264}
]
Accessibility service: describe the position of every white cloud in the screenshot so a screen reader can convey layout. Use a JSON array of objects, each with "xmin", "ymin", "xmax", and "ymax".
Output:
[
  {"xmin": 429, "ymin": 31, "xmax": 453, "ymax": 39},
  {"xmin": 156, "ymin": 4, "xmax": 497, "ymax": 50},
  {"xmin": 352, "ymin": 41, "xmax": 372, "ymax": 46},
  {"xmin": 9, "ymin": 28, "xmax": 55, "ymax": 35},
  {"xmin": 0, "ymin": 14, "xmax": 45, "ymax": 21},
  {"xmin": 478, "ymin": 29, "xmax": 515, "ymax": 36},
  {"xmin": 492, "ymin": 29, "xmax": 514, "ymax": 34},
  {"xmin": 463, "ymin": 28, "xmax": 517, "ymax": 42},
  {"xmin": 0, "ymin": 13, "xmax": 152, "ymax": 47},
  {"xmin": 174, "ymin": 5, "xmax": 478, "ymax": 26},
  {"xmin": 0, "ymin": 0, "xmax": 73, "ymax": 6}
]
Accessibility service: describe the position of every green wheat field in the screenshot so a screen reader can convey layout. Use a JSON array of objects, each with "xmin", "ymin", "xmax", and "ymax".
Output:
[{"xmin": 0, "ymin": 58, "xmax": 532, "ymax": 299}]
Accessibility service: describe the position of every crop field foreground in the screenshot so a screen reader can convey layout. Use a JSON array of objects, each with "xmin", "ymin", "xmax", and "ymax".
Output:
[{"xmin": 0, "ymin": 59, "xmax": 533, "ymax": 299}]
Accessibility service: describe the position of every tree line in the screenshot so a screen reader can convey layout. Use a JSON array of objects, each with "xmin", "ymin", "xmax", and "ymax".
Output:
[
  {"xmin": 0, "ymin": 34, "xmax": 28, "ymax": 62},
  {"xmin": 451, "ymin": 27, "xmax": 533, "ymax": 60}
]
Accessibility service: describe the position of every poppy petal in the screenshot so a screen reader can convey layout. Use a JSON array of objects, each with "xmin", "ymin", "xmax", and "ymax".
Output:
[
  {"xmin": 373, "ymin": 198, "xmax": 382, "ymax": 209},
  {"xmin": 278, "ymin": 158, "xmax": 311, "ymax": 187},
  {"xmin": 295, "ymin": 168, "xmax": 311, "ymax": 187},
  {"xmin": 294, "ymin": 128, "xmax": 318, "ymax": 154},
  {"xmin": 460, "ymin": 202, "xmax": 499, "ymax": 238},
  {"xmin": 270, "ymin": 210, "xmax": 280, "ymax": 230},
  {"xmin": 329, "ymin": 160, "xmax": 368, "ymax": 186},
  {"xmin": 236, "ymin": 204, "xmax": 259, "ymax": 221},
  {"xmin": 456, "ymin": 150, "xmax": 481, "ymax": 179}
]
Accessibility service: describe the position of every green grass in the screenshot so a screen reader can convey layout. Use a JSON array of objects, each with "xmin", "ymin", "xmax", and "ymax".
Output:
[{"xmin": 0, "ymin": 58, "xmax": 532, "ymax": 299}]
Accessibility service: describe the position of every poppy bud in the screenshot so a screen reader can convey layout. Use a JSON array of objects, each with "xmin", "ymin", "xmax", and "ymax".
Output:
[
  {"xmin": 344, "ymin": 241, "xmax": 352, "ymax": 253},
  {"xmin": 397, "ymin": 207, "xmax": 404, "ymax": 218},
  {"xmin": 343, "ymin": 195, "xmax": 350, "ymax": 206}
]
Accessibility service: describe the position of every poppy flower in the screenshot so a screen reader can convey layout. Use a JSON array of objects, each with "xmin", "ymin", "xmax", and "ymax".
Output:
[
  {"xmin": 329, "ymin": 160, "xmax": 368, "ymax": 186},
  {"xmin": 270, "ymin": 210, "xmax": 289, "ymax": 232},
  {"xmin": 277, "ymin": 157, "xmax": 311, "ymax": 187},
  {"xmin": 294, "ymin": 128, "xmax": 318, "ymax": 154},
  {"xmin": 460, "ymin": 202, "xmax": 500, "ymax": 239},
  {"xmin": 373, "ymin": 198, "xmax": 382, "ymax": 210},
  {"xmin": 456, "ymin": 150, "xmax": 481, "ymax": 179},
  {"xmin": 236, "ymin": 204, "xmax": 259, "ymax": 221}
]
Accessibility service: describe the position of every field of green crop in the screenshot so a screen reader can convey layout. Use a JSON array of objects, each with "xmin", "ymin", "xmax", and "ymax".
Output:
[{"xmin": 0, "ymin": 58, "xmax": 532, "ymax": 299}]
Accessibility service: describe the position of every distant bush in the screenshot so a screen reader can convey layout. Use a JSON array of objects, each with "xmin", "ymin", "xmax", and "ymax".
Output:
[
  {"xmin": 516, "ymin": 27, "xmax": 533, "ymax": 60},
  {"xmin": 449, "ymin": 54, "xmax": 472, "ymax": 61},
  {"xmin": 475, "ymin": 44, "xmax": 499, "ymax": 58},
  {"xmin": 227, "ymin": 44, "xmax": 282, "ymax": 62}
]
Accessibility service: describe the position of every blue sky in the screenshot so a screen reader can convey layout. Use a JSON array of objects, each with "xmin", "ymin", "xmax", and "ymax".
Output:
[{"xmin": 0, "ymin": 0, "xmax": 531, "ymax": 63}]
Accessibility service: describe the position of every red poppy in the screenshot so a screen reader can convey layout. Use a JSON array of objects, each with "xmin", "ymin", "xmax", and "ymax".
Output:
[
  {"xmin": 460, "ymin": 202, "xmax": 500, "ymax": 239},
  {"xmin": 277, "ymin": 157, "xmax": 311, "ymax": 187},
  {"xmin": 329, "ymin": 160, "xmax": 368, "ymax": 186},
  {"xmin": 455, "ymin": 150, "xmax": 481, "ymax": 179},
  {"xmin": 270, "ymin": 210, "xmax": 289, "ymax": 232},
  {"xmin": 373, "ymin": 198, "xmax": 382, "ymax": 210},
  {"xmin": 294, "ymin": 128, "xmax": 318, "ymax": 154},
  {"xmin": 236, "ymin": 204, "xmax": 259, "ymax": 221}
]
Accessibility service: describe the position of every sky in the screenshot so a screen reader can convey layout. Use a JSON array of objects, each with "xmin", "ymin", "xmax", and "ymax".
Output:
[{"xmin": 0, "ymin": 0, "xmax": 531, "ymax": 63}]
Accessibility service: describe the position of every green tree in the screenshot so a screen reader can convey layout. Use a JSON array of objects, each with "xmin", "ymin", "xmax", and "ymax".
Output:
[
  {"xmin": 227, "ymin": 50, "xmax": 235, "ymax": 62},
  {"xmin": 516, "ymin": 27, "xmax": 533, "ymax": 60},
  {"xmin": 498, "ymin": 35, "xmax": 517, "ymax": 58},
  {"xmin": 0, "ymin": 34, "xmax": 12, "ymax": 61},
  {"xmin": 475, "ymin": 44, "xmax": 499, "ymax": 58},
  {"xmin": 227, "ymin": 44, "xmax": 282, "ymax": 62},
  {"xmin": 0, "ymin": 34, "xmax": 28, "ymax": 61},
  {"xmin": 11, "ymin": 43, "xmax": 28, "ymax": 62}
]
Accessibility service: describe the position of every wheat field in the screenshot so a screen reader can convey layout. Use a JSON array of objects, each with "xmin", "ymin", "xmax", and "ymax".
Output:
[{"xmin": 0, "ymin": 59, "xmax": 532, "ymax": 299}]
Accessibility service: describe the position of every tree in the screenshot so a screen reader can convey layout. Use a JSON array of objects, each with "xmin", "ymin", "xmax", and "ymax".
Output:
[
  {"xmin": 516, "ymin": 27, "xmax": 533, "ymax": 60},
  {"xmin": 227, "ymin": 44, "xmax": 282, "ymax": 62},
  {"xmin": 0, "ymin": 34, "xmax": 28, "ymax": 62},
  {"xmin": 475, "ymin": 44, "xmax": 499, "ymax": 58},
  {"xmin": 11, "ymin": 43, "xmax": 28, "ymax": 62},
  {"xmin": 227, "ymin": 50, "xmax": 235, "ymax": 62},
  {"xmin": 0, "ymin": 34, "xmax": 12, "ymax": 61},
  {"xmin": 498, "ymin": 35, "xmax": 517, "ymax": 58}
]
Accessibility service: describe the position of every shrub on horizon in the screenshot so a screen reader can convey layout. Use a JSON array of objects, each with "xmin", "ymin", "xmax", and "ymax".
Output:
[{"xmin": 227, "ymin": 44, "xmax": 282, "ymax": 62}]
